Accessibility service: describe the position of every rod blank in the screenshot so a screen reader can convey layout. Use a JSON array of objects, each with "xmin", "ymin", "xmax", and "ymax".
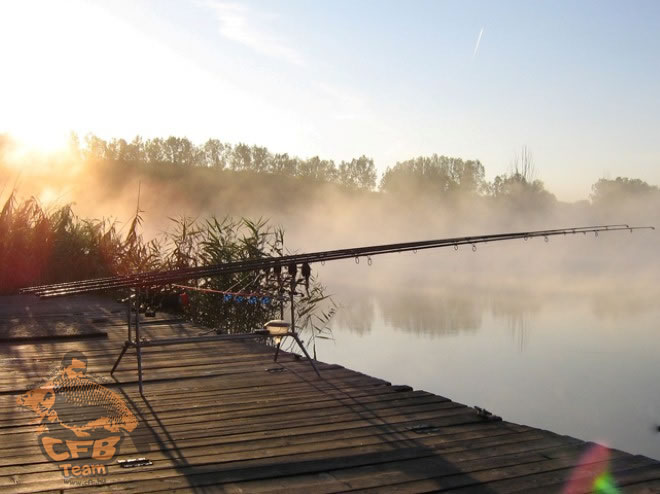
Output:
[{"xmin": 20, "ymin": 224, "xmax": 654, "ymax": 298}]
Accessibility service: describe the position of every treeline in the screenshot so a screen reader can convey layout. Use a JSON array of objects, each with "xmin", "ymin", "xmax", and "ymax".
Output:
[
  {"xmin": 74, "ymin": 134, "xmax": 513, "ymax": 197},
  {"xmin": 80, "ymin": 134, "xmax": 378, "ymax": 190},
  {"xmin": 74, "ymin": 134, "xmax": 659, "ymax": 206}
]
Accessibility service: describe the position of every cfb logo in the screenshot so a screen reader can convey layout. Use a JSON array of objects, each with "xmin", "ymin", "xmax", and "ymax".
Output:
[{"xmin": 17, "ymin": 352, "xmax": 138, "ymax": 485}]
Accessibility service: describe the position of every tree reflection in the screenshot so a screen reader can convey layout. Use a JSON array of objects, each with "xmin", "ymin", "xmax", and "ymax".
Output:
[{"xmin": 329, "ymin": 276, "xmax": 659, "ymax": 345}]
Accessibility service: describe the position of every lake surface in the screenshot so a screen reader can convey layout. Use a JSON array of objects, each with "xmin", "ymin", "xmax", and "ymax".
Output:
[{"xmin": 315, "ymin": 273, "xmax": 660, "ymax": 461}]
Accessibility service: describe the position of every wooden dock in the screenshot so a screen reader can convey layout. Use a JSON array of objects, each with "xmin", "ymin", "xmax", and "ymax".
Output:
[{"xmin": 0, "ymin": 295, "xmax": 659, "ymax": 493}]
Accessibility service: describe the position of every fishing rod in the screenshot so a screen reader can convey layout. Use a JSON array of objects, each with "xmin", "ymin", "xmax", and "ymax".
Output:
[
  {"xmin": 23, "ymin": 224, "xmax": 654, "ymax": 297},
  {"xmin": 21, "ymin": 224, "xmax": 626, "ymax": 295},
  {"xmin": 20, "ymin": 227, "xmax": 603, "ymax": 296},
  {"xmin": 22, "ymin": 224, "xmax": 654, "ymax": 298},
  {"xmin": 24, "ymin": 223, "xmax": 639, "ymax": 296}
]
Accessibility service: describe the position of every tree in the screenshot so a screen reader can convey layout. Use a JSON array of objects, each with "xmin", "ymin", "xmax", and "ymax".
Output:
[
  {"xmin": 202, "ymin": 139, "xmax": 225, "ymax": 169},
  {"xmin": 488, "ymin": 147, "xmax": 556, "ymax": 209},
  {"xmin": 298, "ymin": 156, "xmax": 337, "ymax": 182},
  {"xmin": 127, "ymin": 136, "xmax": 146, "ymax": 162},
  {"xmin": 269, "ymin": 153, "xmax": 298, "ymax": 176},
  {"xmin": 511, "ymin": 145, "xmax": 536, "ymax": 183},
  {"xmin": 178, "ymin": 137, "xmax": 199, "ymax": 166},
  {"xmin": 251, "ymin": 145, "xmax": 271, "ymax": 173},
  {"xmin": 591, "ymin": 177, "xmax": 659, "ymax": 205},
  {"xmin": 379, "ymin": 155, "xmax": 453, "ymax": 194},
  {"xmin": 145, "ymin": 138, "xmax": 166, "ymax": 164},
  {"xmin": 83, "ymin": 134, "xmax": 108, "ymax": 160},
  {"xmin": 160, "ymin": 136, "xmax": 200, "ymax": 166},
  {"xmin": 163, "ymin": 136, "xmax": 181, "ymax": 164},
  {"xmin": 231, "ymin": 143, "xmax": 252, "ymax": 171},
  {"xmin": 105, "ymin": 138, "xmax": 120, "ymax": 161},
  {"xmin": 447, "ymin": 159, "xmax": 486, "ymax": 195},
  {"xmin": 338, "ymin": 155, "xmax": 376, "ymax": 190}
]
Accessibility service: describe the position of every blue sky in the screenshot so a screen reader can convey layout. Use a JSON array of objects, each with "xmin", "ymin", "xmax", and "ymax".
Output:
[{"xmin": 1, "ymin": 0, "xmax": 658, "ymax": 200}]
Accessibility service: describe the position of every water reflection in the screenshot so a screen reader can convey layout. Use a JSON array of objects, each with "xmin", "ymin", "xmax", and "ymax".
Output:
[
  {"xmin": 320, "ymin": 276, "xmax": 660, "ymax": 461},
  {"xmin": 333, "ymin": 282, "xmax": 548, "ymax": 339},
  {"xmin": 331, "ymin": 278, "xmax": 659, "ymax": 340}
]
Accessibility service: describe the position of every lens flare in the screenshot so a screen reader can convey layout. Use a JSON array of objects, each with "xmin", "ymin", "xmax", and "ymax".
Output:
[
  {"xmin": 562, "ymin": 443, "xmax": 620, "ymax": 494},
  {"xmin": 594, "ymin": 472, "xmax": 619, "ymax": 494}
]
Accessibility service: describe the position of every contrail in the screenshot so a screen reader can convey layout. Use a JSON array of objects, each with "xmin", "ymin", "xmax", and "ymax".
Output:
[{"xmin": 473, "ymin": 27, "xmax": 484, "ymax": 58}]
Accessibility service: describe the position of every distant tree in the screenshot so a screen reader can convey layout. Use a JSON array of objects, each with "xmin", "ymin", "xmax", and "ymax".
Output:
[
  {"xmin": 251, "ymin": 145, "xmax": 271, "ymax": 173},
  {"xmin": 127, "ymin": 136, "xmax": 146, "ymax": 162},
  {"xmin": 447, "ymin": 159, "xmax": 486, "ymax": 195},
  {"xmin": 488, "ymin": 147, "xmax": 556, "ymax": 208},
  {"xmin": 160, "ymin": 136, "xmax": 200, "ymax": 166},
  {"xmin": 145, "ymin": 138, "xmax": 166, "ymax": 164},
  {"xmin": 202, "ymin": 139, "xmax": 225, "ymax": 169},
  {"xmin": 590, "ymin": 177, "xmax": 659, "ymax": 205},
  {"xmin": 163, "ymin": 136, "xmax": 180, "ymax": 164},
  {"xmin": 179, "ymin": 137, "xmax": 201, "ymax": 166},
  {"xmin": 269, "ymin": 153, "xmax": 298, "ymax": 176},
  {"xmin": 338, "ymin": 155, "xmax": 376, "ymax": 190},
  {"xmin": 83, "ymin": 134, "xmax": 108, "ymax": 160},
  {"xmin": 489, "ymin": 173, "xmax": 551, "ymax": 198},
  {"xmin": 380, "ymin": 155, "xmax": 453, "ymax": 194},
  {"xmin": 116, "ymin": 138, "xmax": 130, "ymax": 162},
  {"xmin": 231, "ymin": 143, "xmax": 252, "ymax": 171},
  {"xmin": 105, "ymin": 138, "xmax": 119, "ymax": 161},
  {"xmin": 512, "ymin": 145, "xmax": 536, "ymax": 183},
  {"xmin": 299, "ymin": 156, "xmax": 337, "ymax": 182}
]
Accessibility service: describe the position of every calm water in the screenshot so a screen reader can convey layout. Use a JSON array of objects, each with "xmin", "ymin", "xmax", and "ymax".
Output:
[{"xmin": 315, "ymin": 277, "xmax": 660, "ymax": 461}]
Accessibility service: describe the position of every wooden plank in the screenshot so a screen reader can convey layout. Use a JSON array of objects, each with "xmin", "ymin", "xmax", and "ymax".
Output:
[
  {"xmin": 0, "ymin": 412, "xmax": 504, "ymax": 472},
  {"xmin": 619, "ymin": 478, "xmax": 660, "ymax": 493},
  {"xmin": 523, "ymin": 462, "xmax": 660, "ymax": 494},
  {"xmin": 0, "ymin": 420, "xmax": 519, "ymax": 480},
  {"xmin": 0, "ymin": 381, "xmax": 414, "ymax": 420},
  {"xmin": 0, "ymin": 317, "xmax": 108, "ymax": 342},
  {"xmin": 4, "ymin": 431, "xmax": 557, "ymax": 492},
  {"xmin": 0, "ymin": 358, "xmax": 353, "ymax": 394},
  {"xmin": 75, "ymin": 434, "xmax": 581, "ymax": 494},
  {"xmin": 0, "ymin": 388, "xmax": 448, "ymax": 432},
  {"xmin": 1, "ymin": 398, "xmax": 471, "ymax": 450},
  {"xmin": 434, "ymin": 454, "xmax": 659, "ymax": 494},
  {"xmin": 174, "ymin": 444, "xmax": 608, "ymax": 494},
  {"xmin": 0, "ymin": 409, "xmax": 497, "ymax": 467}
]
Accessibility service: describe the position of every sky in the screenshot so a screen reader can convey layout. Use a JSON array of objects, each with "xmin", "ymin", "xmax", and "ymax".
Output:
[{"xmin": 0, "ymin": 0, "xmax": 659, "ymax": 200}]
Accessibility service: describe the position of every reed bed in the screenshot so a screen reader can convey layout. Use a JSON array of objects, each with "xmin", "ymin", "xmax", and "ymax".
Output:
[{"xmin": 0, "ymin": 193, "xmax": 334, "ymax": 345}]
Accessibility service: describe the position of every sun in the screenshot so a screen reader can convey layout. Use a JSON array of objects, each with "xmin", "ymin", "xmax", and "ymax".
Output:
[{"xmin": 11, "ymin": 130, "xmax": 71, "ymax": 156}]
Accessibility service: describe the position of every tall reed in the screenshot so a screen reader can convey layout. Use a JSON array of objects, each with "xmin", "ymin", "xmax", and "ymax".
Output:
[{"xmin": 0, "ymin": 193, "xmax": 334, "ymax": 344}]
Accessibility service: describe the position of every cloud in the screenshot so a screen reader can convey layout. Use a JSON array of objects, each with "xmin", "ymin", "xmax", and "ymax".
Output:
[
  {"xmin": 206, "ymin": 1, "xmax": 304, "ymax": 65},
  {"xmin": 473, "ymin": 26, "xmax": 484, "ymax": 58}
]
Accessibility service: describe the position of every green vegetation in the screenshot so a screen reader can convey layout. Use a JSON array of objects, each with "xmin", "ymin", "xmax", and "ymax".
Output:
[{"xmin": 0, "ymin": 194, "xmax": 333, "ymax": 344}]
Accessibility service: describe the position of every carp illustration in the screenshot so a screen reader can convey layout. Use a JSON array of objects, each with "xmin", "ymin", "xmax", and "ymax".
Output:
[{"xmin": 17, "ymin": 351, "xmax": 137, "ymax": 438}]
